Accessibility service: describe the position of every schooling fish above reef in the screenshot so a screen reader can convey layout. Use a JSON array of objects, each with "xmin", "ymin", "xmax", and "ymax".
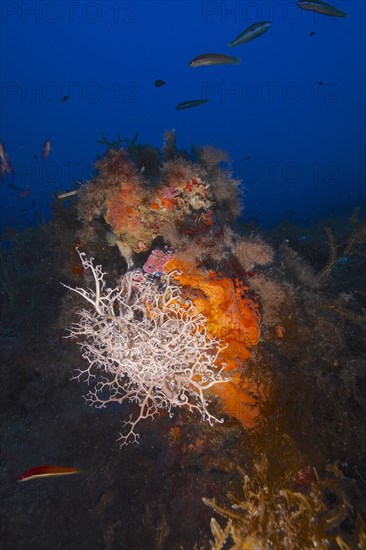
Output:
[
  {"xmin": 189, "ymin": 53, "xmax": 241, "ymax": 67},
  {"xmin": 228, "ymin": 21, "xmax": 272, "ymax": 47},
  {"xmin": 296, "ymin": 0, "xmax": 348, "ymax": 17},
  {"xmin": 175, "ymin": 99, "xmax": 209, "ymax": 110}
]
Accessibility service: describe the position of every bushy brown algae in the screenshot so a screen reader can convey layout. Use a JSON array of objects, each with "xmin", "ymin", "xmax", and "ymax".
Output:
[{"xmin": 201, "ymin": 436, "xmax": 365, "ymax": 549}]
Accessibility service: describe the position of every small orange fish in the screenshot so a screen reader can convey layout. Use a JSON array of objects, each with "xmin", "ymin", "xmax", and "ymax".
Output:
[
  {"xmin": 17, "ymin": 465, "xmax": 80, "ymax": 482},
  {"xmin": 42, "ymin": 139, "xmax": 51, "ymax": 160}
]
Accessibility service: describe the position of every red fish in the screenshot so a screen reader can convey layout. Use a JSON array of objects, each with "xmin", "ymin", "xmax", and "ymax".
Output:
[
  {"xmin": 17, "ymin": 465, "xmax": 80, "ymax": 482},
  {"xmin": 42, "ymin": 139, "xmax": 51, "ymax": 160}
]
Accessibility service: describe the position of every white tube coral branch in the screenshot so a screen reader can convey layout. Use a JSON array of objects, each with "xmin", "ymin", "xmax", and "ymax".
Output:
[{"xmin": 63, "ymin": 250, "xmax": 229, "ymax": 446}]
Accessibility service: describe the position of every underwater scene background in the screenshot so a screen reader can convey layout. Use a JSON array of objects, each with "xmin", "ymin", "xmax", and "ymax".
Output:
[{"xmin": 0, "ymin": 1, "xmax": 365, "ymax": 548}]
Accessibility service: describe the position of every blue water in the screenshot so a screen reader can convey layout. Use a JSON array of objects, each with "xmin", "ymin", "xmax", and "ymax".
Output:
[{"xmin": 0, "ymin": 0, "xmax": 365, "ymax": 229}]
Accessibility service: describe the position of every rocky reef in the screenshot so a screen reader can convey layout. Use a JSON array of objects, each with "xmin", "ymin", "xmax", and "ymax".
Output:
[
  {"xmin": 62, "ymin": 132, "xmax": 275, "ymax": 434},
  {"xmin": 1, "ymin": 133, "xmax": 365, "ymax": 549}
]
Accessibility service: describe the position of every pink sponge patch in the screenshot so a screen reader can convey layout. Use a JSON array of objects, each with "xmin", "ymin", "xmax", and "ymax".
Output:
[{"xmin": 143, "ymin": 248, "xmax": 173, "ymax": 274}]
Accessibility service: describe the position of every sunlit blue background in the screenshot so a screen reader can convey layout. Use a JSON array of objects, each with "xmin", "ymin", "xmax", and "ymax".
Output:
[{"xmin": 0, "ymin": 0, "xmax": 365, "ymax": 229}]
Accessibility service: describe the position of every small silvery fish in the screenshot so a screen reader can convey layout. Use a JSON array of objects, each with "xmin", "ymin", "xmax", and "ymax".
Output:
[
  {"xmin": 0, "ymin": 142, "xmax": 6, "ymax": 163},
  {"xmin": 0, "ymin": 141, "xmax": 13, "ymax": 174},
  {"xmin": 189, "ymin": 53, "xmax": 240, "ymax": 67},
  {"xmin": 57, "ymin": 190, "xmax": 79, "ymax": 199},
  {"xmin": 42, "ymin": 139, "xmax": 51, "ymax": 160},
  {"xmin": 175, "ymin": 99, "xmax": 209, "ymax": 110},
  {"xmin": 296, "ymin": 0, "xmax": 347, "ymax": 17},
  {"xmin": 228, "ymin": 21, "xmax": 272, "ymax": 47}
]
